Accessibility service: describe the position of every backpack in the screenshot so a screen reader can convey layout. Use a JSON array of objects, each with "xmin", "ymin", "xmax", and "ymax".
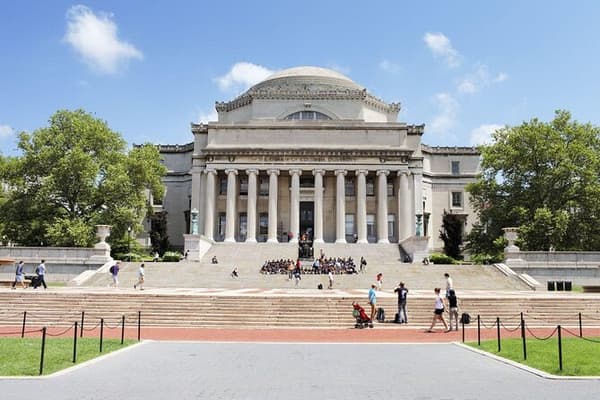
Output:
[
  {"xmin": 460, "ymin": 313, "xmax": 471, "ymax": 324},
  {"xmin": 317, "ymin": 283, "xmax": 323, "ymax": 290},
  {"xmin": 109, "ymin": 265, "xmax": 115, "ymax": 274}
]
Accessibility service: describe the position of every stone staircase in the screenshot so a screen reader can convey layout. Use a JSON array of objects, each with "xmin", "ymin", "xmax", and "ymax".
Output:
[{"xmin": 1, "ymin": 290, "xmax": 600, "ymax": 329}]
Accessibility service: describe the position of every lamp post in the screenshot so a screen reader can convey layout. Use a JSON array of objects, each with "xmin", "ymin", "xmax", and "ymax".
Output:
[{"xmin": 127, "ymin": 226, "xmax": 132, "ymax": 262}]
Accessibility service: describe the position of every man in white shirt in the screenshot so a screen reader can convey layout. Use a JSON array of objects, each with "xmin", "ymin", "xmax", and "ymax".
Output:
[
  {"xmin": 444, "ymin": 273, "xmax": 453, "ymax": 298},
  {"xmin": 134, "ymin": 263, "xmax": 145, "ymax": 290}
]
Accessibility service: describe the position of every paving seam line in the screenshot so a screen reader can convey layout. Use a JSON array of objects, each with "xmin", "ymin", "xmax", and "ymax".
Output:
[
  {"xmin": 455, "ymin": 342, "xmax": 600, "ymax": 381},
  {"xmin": 156, "ymin": 340, "xmax": 452, "ymax": 345},
  {"xmin": 0, "ymin": 340, "xmax": 150, "ymax": 380}
]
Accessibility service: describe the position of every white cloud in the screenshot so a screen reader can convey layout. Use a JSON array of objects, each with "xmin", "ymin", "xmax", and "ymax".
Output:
[
  {"xmin": 64, "ymin": 5, "xmax": 143, "ymax": 74},
  {"xmin": 470, "ymin": 124, "xmax": 503, "ymax": 145},
  {"xmin": 429, "ymin": 93, "xmax": 459, "ymax": 135},
  {"xmin": 198, "ymin": 109, "xmax": 218, "ymax": 123},
  {"xmin": 215, "ymin": 62, "xmax": 275, "ymax": 92},
  {"xmin": 379, "ymin": 59, "xmax": 401, "ymax": 73},
  {"xmin": 0, "ymin": 124, "xmax": 14, "ymax": 139},
  {"xmin": 423, "ymin": 32, "xmax": 461, "ymax": 67},
  {"xmin": 457, "ymin": 64, "xmax": 508, "ymax": 94}
]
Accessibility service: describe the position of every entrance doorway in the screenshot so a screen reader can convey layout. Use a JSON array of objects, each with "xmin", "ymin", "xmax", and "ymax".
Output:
[{"xmin": 299, "ymin": 201, "xmax": 314, "ymax": 240}]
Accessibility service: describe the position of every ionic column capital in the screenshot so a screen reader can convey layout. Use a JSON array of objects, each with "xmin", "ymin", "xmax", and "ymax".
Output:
[
  {"xmin": 267, "ymin": 169, "xmax": 280, "ymax": 176},
  {"xmin": 225, "ymin": 168, "xmax": 238, "ymax": 176},
  {"xmin": 289, "ymin": 169, "xmax": 302, "ymax": 176},
  {"xmin": 376, "ymin": 169, "xmax": 390, "ymax": 177},
  {"xmin": 334, "ymin": 169, "xmax": 347, "ymax": 176},
  {"xmin": 313, "ymin": 169, "xmax": 325, "ymax": 176},
  {"xmin": 355, "ymin": 169, "xmax": 368, "ymax": 177},
  {"xmin": 245, "ymin": 168, "xmax": 259, "ymax": 176},
  {"xmin": 204, "ymin": 168, "xmax": 217, "ymax": 176},
  {"xmin": 397, "ymin": 168, "xmax": 411, "ymax": 177}
]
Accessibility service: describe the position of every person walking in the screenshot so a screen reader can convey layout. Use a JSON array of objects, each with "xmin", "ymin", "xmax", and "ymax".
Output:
[
  {"xmin": 359, "ymin": 256, "xmax": 367, "ymax": 273},
  {"xmin": 394, "ymin": 282, "xmax": 408, "ymax": 323},
  {"xmin": 293, "ymin": 267, "xmax": 302, "ymax": 288},
  {"xmin": 446, "ymin": 289, "xmax": 459, "ymax": 331},
  {"xmin": 376, "ymin": 272, "xmax": 383, "ymax": 291},
  {"xmin": 444, "ymin": 273, "xmax": 453, "ymax": 298},
  {"xmin": 109, "ymin": 261, "xmax": 120, "ymax": 288},
  {"xmin": 328, "ymin": 270, "xmax": 334, "ymax": 289},
  {"xmin": 134, "ymin": 263, "xmax": 145, "ymax": 290},
  {"xmin": 231, "ymin": 267, "xmax": 239, "ymax": 278},
  {"xmin": 426, "ymin": 288, "xmax": 448, "ymax": 332},
  {"xmin": 11, "ymin": 261, "xmax": 26, "ymax": 289},
  {"xmin": 368, "ymin": 284, "xmax": 377, "ymax": 322},
  {"xmin": 35, "ymin": 260, "xmax": 47, "ymax": 289}
]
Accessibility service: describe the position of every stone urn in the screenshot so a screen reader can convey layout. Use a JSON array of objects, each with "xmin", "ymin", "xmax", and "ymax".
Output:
[
  {"xmin": 95, "ymin": 225, "xmax": 112, "ymax": 251},
  {"xmin": 503, "ymin": 227, "xmax": 520, "ymax": 254}
]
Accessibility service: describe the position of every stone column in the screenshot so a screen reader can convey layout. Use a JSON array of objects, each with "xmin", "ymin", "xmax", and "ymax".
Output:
[
  {"xmin": 377, "ymin": 170, "xmax": 390, "ymax": 243},
  {"xmin": 413, "ymin": 170, "xmax": 424, "ymax": 236},
  {"xmin": 313, "ymin": 169, "xmax": 325, "ymax": 244},
  {"xmin": 355, "ymin": 170, "xmax": 368, "ymax": 244},
  {"xmin": 245, "ymin": 169, "xmax": 258, "ymax": 243},
  {"xmin": 203, "ymin": 169, "xmax": 217, "ymax": 241},
  {"xmin": 289, "ymin": 169, "xmax": 301, "ymax": 243},
  {"xmin": 224, "ymin": 169, "xmax": 238, "ymax": 242},
  {"xmin": 335, "ymin": 169, "xmax": 347, "ymax": 244},
  {"xmin": 197, "ymin": 171, "xmax": 206, "ymax": 236},
  {"xmin": 398, "ymin": 169, "xmax": 411, "ymax": 241},
  {"xmin": 267, "ymin": 169, "xmax": 280, "ymax": 243}
]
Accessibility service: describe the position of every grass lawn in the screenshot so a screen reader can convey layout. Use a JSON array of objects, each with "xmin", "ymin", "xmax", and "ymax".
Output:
[
  {"xmin": 467, "ymin": 336, "xmax": 600, "ymax": 376},
  {"xmin": 0, "ymin": 338, "xmax": 135, "ymax": 376}
]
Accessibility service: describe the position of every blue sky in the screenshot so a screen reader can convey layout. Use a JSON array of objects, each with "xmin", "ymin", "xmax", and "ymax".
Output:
[{"xmin": 1, "ymin": 1, "xmax": 600, "ymax": 155}]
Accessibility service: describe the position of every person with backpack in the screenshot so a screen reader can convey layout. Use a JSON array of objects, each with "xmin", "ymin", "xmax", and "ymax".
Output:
[
  {"xmin": 446, "ymin": 289, "xmax": 459, "ymax": 331},
  {"xmin": 109, "ymin": 261, "xmax": 120, "ymax": 287},
  {"xmin": 35, "ymin": 260, "xmax": 47, "ymax": 289},
  {"xmin": 394, "ymin": 282, "xmax": 408, "ymax": 323},
  {"xmin": 134, "ymin": 263, "xmax": 145, "ymax": 290},
  {"xmin": 360, "ymin": 256, "xmax": 367, "ymax": 273},
  {"xmin": 11, "ymin": 261, "xmax": 26, "ymax": 289}
]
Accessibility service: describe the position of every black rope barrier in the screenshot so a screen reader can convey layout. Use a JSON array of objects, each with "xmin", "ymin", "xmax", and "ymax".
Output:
[
  {"xmin": 525, "ymin": 326, "xmax": 558, "ymax": 341},
  {"xmin": 500, "ymin": 320, "xmax": 522, "ymax": 332},
  {"xmin": 562, "ymin": 327, "xmax": 600, "ymax": 343},
  {"xmin": 82, "ymin": 321, "xmax": 101, "ymax": 332},
  {"xmin": 46, "ymin": 325, "xmax": 74, "ymax": 337},
  {"xmin": 0, "ymin": 327, "xmax": 43, "ymax": 336}
]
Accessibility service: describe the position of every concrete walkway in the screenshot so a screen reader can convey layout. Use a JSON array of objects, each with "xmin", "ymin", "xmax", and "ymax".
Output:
[{"xmin": 1, "ymin": 342, "xmax": 599, "ymax": 399}]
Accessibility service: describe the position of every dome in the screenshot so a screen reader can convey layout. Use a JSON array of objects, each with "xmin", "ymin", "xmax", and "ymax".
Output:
[{"xmin": 248, "ymin": 66, "xmax": 364, "ymax": 92}]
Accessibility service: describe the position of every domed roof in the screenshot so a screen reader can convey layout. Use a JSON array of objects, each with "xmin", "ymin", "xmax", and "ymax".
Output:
[{"xmin": 248, "ymin": 66, "xmax": 364, "ymax": 92}]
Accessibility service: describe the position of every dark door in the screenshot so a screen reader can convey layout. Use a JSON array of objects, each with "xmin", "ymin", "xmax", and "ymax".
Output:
[{"xmin": 299, "ymin": 201, "xmax": 314, "ymax": 240}]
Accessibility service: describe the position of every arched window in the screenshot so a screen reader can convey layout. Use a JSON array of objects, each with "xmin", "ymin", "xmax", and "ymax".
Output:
[{"xmin": 284, "ymin": 111, "xmax": 332, "ymax": 120}]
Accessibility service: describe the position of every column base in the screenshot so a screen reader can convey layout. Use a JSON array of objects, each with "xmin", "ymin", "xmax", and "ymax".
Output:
[
  {"xmin": 335, "ymin": 239, "xmax": 347, "ymax": 244},
  {"xmin": 289, "ymin": 238, "xmax": 298, "ymax": 244},
  {"xmin": 356, "ymin": 239, "xmax": 368, "ymax": 244},
  {"xmin": 245, "ymin": 238, "xmax": 257, "ymax": 243},
  {"xmin": 313, "ymin": 238, "xmax": 324, "ymax": 244},
  {"xmin": 267, "ymin": 238, "xmax": 279, "ymax": 244},
  {"xmin": 377, "ymin": 239, "xmax": 390, "ymax": 244},
  {"xmin": 224, "ymin": 238, "xmax": 236, "ymax": 243}
]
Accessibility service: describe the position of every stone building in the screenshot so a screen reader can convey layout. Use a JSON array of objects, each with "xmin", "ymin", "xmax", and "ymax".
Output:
[{"xmin": 155, "ymin": 67, "xmax": 479, "ymax": 257}]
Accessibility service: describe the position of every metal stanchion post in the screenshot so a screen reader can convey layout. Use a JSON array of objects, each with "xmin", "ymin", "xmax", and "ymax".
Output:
[
  {"xmin": 21, "ymin": 311, "xmax": 27, "ymax": 338},
  {"xmin": 461, "ymin": 319, "xmax": 465, "ymax": 343},
  {"xmin": 521, "ymin": 317, "xmax": 527, "ymax": 360},
  {"xmin": 496, "ymin": 317, "xmax": 501, "ymax": 352},
  {"xmin": 80, "ymin": 311, "xmax": 85, "ymax": 338},
  {"xmin": 121, "ymin": 315, "xmax": 125, "ymax": 345},
  {"xmin": 137, "ymin": 311, "xmax": 141, "ymax": 341},
  {"xmin": 579, "ymin": 312, "xmax": 583, "ymax": 338},
  {"xmin": 39, "ymin": 327, "xmax": 47, "ymax": 375},
  {"xmin": 477, "ymin": 315, "xmax": 481, "ymax": 346},
  {"xmin": 558, "ymin": 325, "xmax": 563, "ymax": 371},
  {"xmin": 100, "ymin": 318, "xmax": 104, "ymax": 353},
  {"xmin": 73, "ymin": 322, "xmax": 78, "ymax": 363}
]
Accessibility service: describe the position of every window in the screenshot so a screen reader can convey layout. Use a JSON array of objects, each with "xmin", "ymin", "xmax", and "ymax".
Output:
[
  {"xmin": 345, "ymin": 177, "xmax": 355, "ymax": 196},
  {"xmin": 387, "ymin": 182, "xmax": 394, "ymax": 197},
  {"xmin": 366, "ymin": 177, "xmax": 375, "ymax": 196},
  {"xmin": 300, "ymin": 176, "xmax": 314, "ymax": 188},
  {"xmin": 259, "ymin": 213, "xmax": 268, "ymax": 240},
  {"xmin": 451, "ymin": 161, "xmax": 460, "ymax": 175},
  {"xmin": 367, "ymin": 214, "xmax": 376, "ymax": 240},
  {"xmin": 219, "ymin": 176, "xmax": 227, "ymax": 195},
  {"xmin": 452, "ymin": 192, "xmax": 463, "ymax": 208},
  {"xmin": 345, "ymin": 214, "xmax": 355, "ymax": 236},
  {"xmin": 259, "ymin": 176, "xmax": 269, "ymax": 196},
  {"xmin": 239, "ymin": 213, "xmax": 247, "ymax": 240},
  {"xmin": 388, "ymin": 214, "xmax": 395, "ymax": 240},
  {"xmin": 239, "ymin": 176, "xmax": 248, "ymax": 196},
  {"xmin": 218, "ymin": 213, "xmax": 226, "ymax": 240},
  {"xmin": 284, "ymin": 111, "xmax": 332, "ymax": 120}
]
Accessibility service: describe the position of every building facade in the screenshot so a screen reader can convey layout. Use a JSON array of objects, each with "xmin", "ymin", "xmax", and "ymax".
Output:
[{"xmin": 156, "ymin": 67, "xmax": 480, "ymax": 253}]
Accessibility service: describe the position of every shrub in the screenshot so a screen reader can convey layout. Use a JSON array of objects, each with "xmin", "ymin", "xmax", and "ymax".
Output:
[
  {"xmin": 429, "ymin": 253, "xmax": 457, "ymax": 265},
  {"xmin": 161, "ymin": 251, "xmax": 182, "ymax": 262},
  {"xmin": 113, "ymin": 252, "xmax": 144, "ymax": 262},
  {"xmin": 470, "ymin": 253, "xmax": 504, "ymax": 265}
]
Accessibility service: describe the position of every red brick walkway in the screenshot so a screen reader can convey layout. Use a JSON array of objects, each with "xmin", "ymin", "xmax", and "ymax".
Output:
[{"xmin": 3, "ymin": 325, "xmax": 598, "ymax": 343}]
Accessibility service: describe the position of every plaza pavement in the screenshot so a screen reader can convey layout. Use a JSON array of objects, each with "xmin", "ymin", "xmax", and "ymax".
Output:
[{"xmin": 1, "ymin": 341, "xmax": 599, "ymax": 399}]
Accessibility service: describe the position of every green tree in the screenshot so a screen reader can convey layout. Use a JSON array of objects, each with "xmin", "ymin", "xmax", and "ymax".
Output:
[
  {"xmin": 439, "ymin": 211, "xmax": 463, "ymax": 259},
  {"xmin": 0, "ymin": 109, "xmax": 167, "ymax": 247},
  {"xmin": 466, "ymin": 110, "xmax": 600, "ymax": 254}
]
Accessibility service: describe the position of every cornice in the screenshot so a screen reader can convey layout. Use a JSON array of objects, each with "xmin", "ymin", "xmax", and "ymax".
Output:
[
  {"xmin": 156, "ymin": 142, "xmax": 194, "ymax": 153},
  {"xmin": 421, "ymin": 144, "xmax": 480, "ymax": 155}
]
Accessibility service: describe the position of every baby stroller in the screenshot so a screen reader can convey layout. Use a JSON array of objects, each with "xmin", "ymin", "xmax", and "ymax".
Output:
[
  {"xmin": 352, "ymin": 302, "xmax": 373, "ymax": 328},
  {"xmin": 25, "ymin": 275, "xmax": 41, "ymax": 289}
]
